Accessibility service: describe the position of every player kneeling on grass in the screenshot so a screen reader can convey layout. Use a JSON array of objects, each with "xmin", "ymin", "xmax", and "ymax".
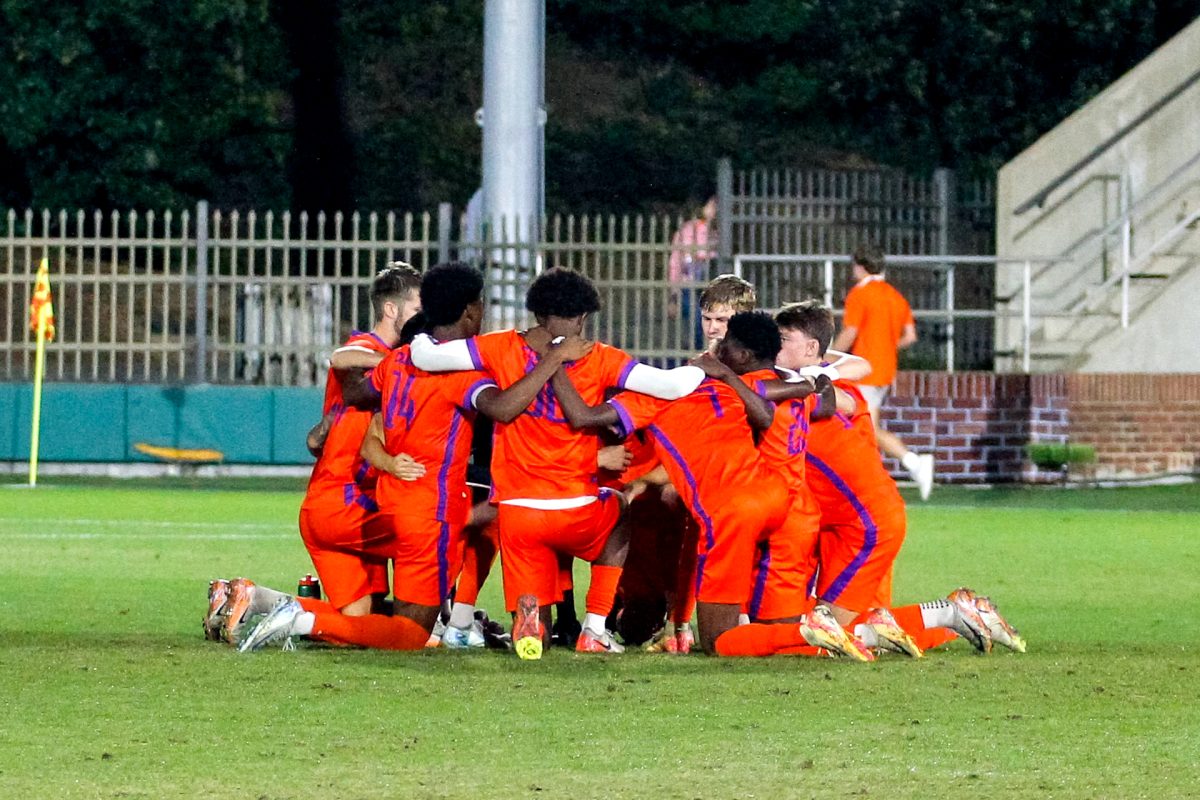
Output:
[
  {"xmin": 551, "ymin": 311, "xmax": 874, "ymax": 659},
  {"xmin": 777, "ymin": 300, "xmax": 1026, "ymax": 656},
  {"xmin": 219, "ymin": 264, "xmax": 592, "ymax": 652}
]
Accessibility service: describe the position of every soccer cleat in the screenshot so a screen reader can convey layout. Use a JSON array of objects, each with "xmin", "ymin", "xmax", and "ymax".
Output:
[
  {"xmin": 675, "ymin": 625, "xmax": 695, "ymax": 655},
  {"xmin": 644, "ymin": 627, "xmax": 679, "ymax": 654},
  {"xmin": 911, "ymin": 453, "xmax": 935, "ymax": 501},
  {"xmin": 862, "ymin": 607, "xmax": 923, "ymax": 658},
  {"xmin": 222, "ymin": 577, "xmax": 258, "ymax": 645},
  {"xmin": 442, "ymin": 622, "xmax": 487, "ymax": 649},
  {"xmin": 237, "ymin": 598, "xmax": 303, "ymax": 653},
  {"xmin": 575, "ymin": 628, "xmax": 625, "ymax": 654},
  {"xmin": 551, "ymin": 615, "xmax": 582, "ymax": 649},
  {"xmin": 947, "ymin": 587, "xmax": 993, "ymax": 653},
  {"xmin": 975, "ymin": 595, "xmax": 1027, "ymax": 653},
  {"xmin": 512, "ymin": 594, "xmax": 545, "ymax": 661},
  {"xmin": 800, "ymin": 605, "xmax": 874, "ymax": 662},
  {"xmin": 203, "ymin": 579, "xmax": 230, "ymax": 641},
  {"xmin": 475, "ymin": 610, "xmax": 512, "ymax": 650}
]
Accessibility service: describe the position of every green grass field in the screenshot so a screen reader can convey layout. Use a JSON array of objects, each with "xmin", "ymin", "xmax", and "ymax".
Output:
[{"xmin": 1, "ymin": 479, "xmax": 1197, "ymax": 799}]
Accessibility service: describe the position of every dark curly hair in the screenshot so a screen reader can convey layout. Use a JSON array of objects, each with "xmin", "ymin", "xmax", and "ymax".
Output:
[
  {"xmin": 725, "ymin": 311, "xmax": 781, "ymax": 363},
  {"xmin": 419, "ymin": 262, "xmax": 484, "ymax": 326},
  {"xmin": 399, "ymin": 311, "xmax": 429, "ymax": 346},
  {"xmin": 525, "ymin": 268, "xmax": 601, "ymax": 319}
]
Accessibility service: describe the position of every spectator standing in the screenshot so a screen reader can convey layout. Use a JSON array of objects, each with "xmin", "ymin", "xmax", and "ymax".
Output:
[{"xmin": 667, "ymin": 196, "xmax": 717, "ymax": 350}]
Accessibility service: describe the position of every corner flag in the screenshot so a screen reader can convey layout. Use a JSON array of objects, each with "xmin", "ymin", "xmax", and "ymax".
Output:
[{"xmin": 28, "ymin": 257, "xmax": 55, "ymax": 487}]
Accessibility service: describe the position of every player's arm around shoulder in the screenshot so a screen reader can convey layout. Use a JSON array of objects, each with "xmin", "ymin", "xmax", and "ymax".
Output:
[
  {"xmin": 359, "ymin": 413, "xmax": 426, "ymax": 481},
  {"xmin": 620, "ymin": 361, "xmax": 706, "ymax": 400},
  {"xmin": 550, "ymin": 365, "xmax": 619, "ymax": 430},
  {"xmin": 475, "ymin": 335, "xmax": 592, "ymax": 423}
]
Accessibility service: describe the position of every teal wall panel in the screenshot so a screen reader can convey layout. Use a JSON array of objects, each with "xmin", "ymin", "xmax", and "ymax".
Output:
[{"xmin": 1, "ymin": 383, "xmax": 325, "ymax": 465}]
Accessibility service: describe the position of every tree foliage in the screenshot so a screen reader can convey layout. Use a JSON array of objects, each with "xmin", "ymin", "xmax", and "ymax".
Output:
[{"xmin": 0, "ymin": 0, "xmax": 1197, "ymax": 213}]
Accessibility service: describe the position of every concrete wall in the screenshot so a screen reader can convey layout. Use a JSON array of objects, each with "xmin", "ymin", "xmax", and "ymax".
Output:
[
  {"xmin": 0, "ymin": 383, "xmax": 322, "ymax": 464},
  {"xmin": 995, "ymin": 15, "xmax": 1200, "ymax": 371}
]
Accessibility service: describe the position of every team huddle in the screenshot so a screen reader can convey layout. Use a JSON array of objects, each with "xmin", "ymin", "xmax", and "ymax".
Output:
[{"xmin": 202, "ymin": 261, "xmax": 1026, "ymax": 661}]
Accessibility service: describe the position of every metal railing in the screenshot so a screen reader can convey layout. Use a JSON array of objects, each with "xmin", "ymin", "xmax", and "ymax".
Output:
[{"xmin": 734, "ymin": 253, "xmax": 1066, "ymax": 373}]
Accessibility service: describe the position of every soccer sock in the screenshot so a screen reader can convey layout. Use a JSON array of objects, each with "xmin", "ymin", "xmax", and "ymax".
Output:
[
  {"xmin": 251, "ymin": 584, "xmax": 292, "ymax": 614},
  {"xmin": 292, "ymin": 612, "xmax": 315, "ymax": 636},
  {"xmin": 585, "ymin": 564, "xmax": 623, "ymax": 618},
  {"xmin": 448, "ymin": 602, "xmax": 476, "ymax": 630},
  {"xmin": 671, "ymin": 523, "xmax": 700, "ymax": 626},
  {"xmin": 737, "ymin": 613, "xmax": 751, "ymax": 626},
  {"xmin": 852, "ymin": 624, "xmax": 879, "ymax": 648},
  {"xmin": 714, "ymin": 622, "xmax": 807, "ymax": 657},
  {"xmin": 296, "ymin": 596, "xmax": 338, "ymax": 615},
  {"xmin": 893, "ymin": 603, "xmax": 959, "ymax": 650},
  {"xmin": 583, "ymin": 613, "xmax": 609, "ymax": 636},
  {"xmin": 310, "ymin": 611, "xmax": 430, "ymax": 650},
  {"xmin": 919, "ymin": 599, "xmax": 957, "ymax": 629},
  {"xmin": 456, "ymin": 521, "xmax": 498, "ymax": 606},
  {"xmin": 900, "ymin": 451, "xmax": 921, "ymax": 472}
]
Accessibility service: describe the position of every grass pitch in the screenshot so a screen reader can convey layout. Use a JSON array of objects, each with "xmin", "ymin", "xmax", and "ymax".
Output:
[{"xmin": 1, "ymin": 479, "xmax": 1197, "ymax": 799}]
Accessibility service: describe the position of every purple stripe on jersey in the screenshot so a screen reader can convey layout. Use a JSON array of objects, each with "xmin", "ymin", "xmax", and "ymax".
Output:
[
  {"xmin": 616, "ymin": 360, "xmax": 636, "ymax": 389},
  {"xmin": 436, "ymin": 410, "xmax": 465, "ymax": 521},
  {"xmin": 833, "ymin": 411, "xmax": 853, "ymax": 429},
  {"xmin": 748, "ymin": 540, "xmax": 771, "ymax": 620},
  {"xmin": 366, "ymin": 331, "xmax": 390, "ymax": 350},
  {"xmin": 437, "ymin": 521, "xmax": 451, "ymax": 602},
  {"xmin": 466, "ymin": 337, "xmax": 484, "ymax": 370},
  {"xmin": 609, "ymin": 398, "xmax": 636, "ymax": 438},
  {"xmin": 648, "ymin": 423, "xmax": 717, "ymax": 595},
  {"xmin": 343, "ymin": 483, "xmax": 356, "ymax": 508},
  {"xmin": 463, "ymin": 378, "xmax": 497, "ymax": 409},
  {"xmin": 805, "ymin": 453, "xmax": 877, "ymax": 603}
]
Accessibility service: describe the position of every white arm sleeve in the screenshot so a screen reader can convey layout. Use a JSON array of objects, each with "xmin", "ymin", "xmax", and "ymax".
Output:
[
  {"xmin": 798, "ymin": 364, "xmax": 841, "ymax": 381},
  {"xmin": 409, "ymin": 333, "xmax": 478, "ymax": 372},
  {"xmin": 621, "ymin": 363, "xmax": 705, "ymax": 400}
]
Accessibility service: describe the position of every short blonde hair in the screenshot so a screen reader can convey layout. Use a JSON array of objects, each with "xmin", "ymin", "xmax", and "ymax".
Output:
[{"xmin": 700, "ymin": 274, "xmax": 757, "ymax": 312}]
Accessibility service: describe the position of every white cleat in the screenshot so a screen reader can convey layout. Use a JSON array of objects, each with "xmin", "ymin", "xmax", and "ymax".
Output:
[
  {"xmin": 442, "ymin": 622, "xmax": 487, "ymax": 649},
  {"xmin": 237, "ymin": 598, "xmax": 303, "ymax": 653},
  {"xmin": 947, "ymin": 588, "xmax": 993, "ymax": 653},
  {"xmin": 975, "ymin": 595, "xmax": 1027, "ymax": 653}
]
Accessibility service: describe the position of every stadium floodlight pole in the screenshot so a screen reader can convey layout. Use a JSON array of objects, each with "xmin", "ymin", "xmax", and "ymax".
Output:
[{"xmin": 480, "ymin": 0, "xmax": 545, "ymax": 329}]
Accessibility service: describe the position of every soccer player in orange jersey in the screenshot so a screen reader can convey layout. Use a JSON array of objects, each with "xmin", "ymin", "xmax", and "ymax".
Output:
[
  {"xmin": 552, "ymin": 312, "xmax": 873, "ymax": 659},
  {"xmin": 830, "ymin": 243, "xmax": 935, "ymax": 499},
  {"xmin": 408, "ymin": 268, "xmax": 708, "ymax": 658},
  {"xmin": 236, "ymin": 263, "xmax": 594, "ymax": 651},
  {"xmin": 779, "ymin": 300, "xmax": 1026, "ymax": 656},
  {"xmin": 204, "ymin": 264, "xmax": 425, "ymax": 645}
]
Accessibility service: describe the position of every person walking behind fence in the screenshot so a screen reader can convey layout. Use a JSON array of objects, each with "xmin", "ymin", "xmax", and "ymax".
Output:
[
  {"xmin": 831, "ymin": 244, "xmax": 934, "ymax": 500},
  {"xmin": 667, "ymin": 196, "xmax": 717, "ymax": 350}
]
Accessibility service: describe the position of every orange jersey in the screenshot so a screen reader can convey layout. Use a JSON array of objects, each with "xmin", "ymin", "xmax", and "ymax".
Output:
[
  {"xmin": 465, "ymin": 329, "xmax": 637, "ymax": 502},
  {"xmin": 302, "ymin": 330, "xmax": 391, "ymax": 512},
  {"xmin": 609, "ymin": 378, "xmax": 779, "ymax": 522},
  {"xmin": 804, "ymin": 381, "xmax": 905, "ymax": 526},
  {"xmin": 842, "ymin": 275, "xmax": 913, "ymax": 386},
  {"xmin": 368, "ymin": 345, "xmax": 496, "ymax": 524},
  {"xmin": 739, "ymin": 368, "xmax": 819, "ymax": 493}
]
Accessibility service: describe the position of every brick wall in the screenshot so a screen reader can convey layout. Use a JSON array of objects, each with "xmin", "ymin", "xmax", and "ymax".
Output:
[{"xmin": 881, "ymin": 372, "xmax": 1199, "ymax": 483}]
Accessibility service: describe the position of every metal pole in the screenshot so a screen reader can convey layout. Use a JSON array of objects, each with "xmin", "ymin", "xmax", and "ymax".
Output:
[
  {"xmin": 945, "ymin": 262, "xmax": 956, "ymax": 372},
  {"xmin": 823, "ymin": 259, "xmax": 834, "ymax": 309},
  {"xmin": 437, "ymin": 202, "xmax": 452, "ymax": 264},
  {"xmin": 1022, "ymin": 260, "xmax": 1031, "ymax": 373},
  {"xmin": 717, "ymin": 157, "xmax": 733, "ymax": 269},
  {"xmin": 194, "ymin": 200, "xmax": 209, "ymax": 384},
  {"xmin": 1120, "ymin": 215, "xmax": 1131, "ymax": 328}
]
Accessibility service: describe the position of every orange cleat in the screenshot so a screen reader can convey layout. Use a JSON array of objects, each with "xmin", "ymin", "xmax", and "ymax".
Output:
[
  {"xmin": 203, "ymin": 579, "xmax": 230, "ymax": 641},
  {"xmin": 222, "ymin": 577, "xmax": 257, "ymax": 645},
  {"xmin": 512, "ymin": 594, "xmax": 545, "ymax": 661},
  {"xmin": 863, "ymin": 607, "xmax": 923, "ymax": 658},
  {"xmin": 576, "ymin": 628, "xmax": 625, "ymax": 654},
  {"xmin": 801, "ymin": 604, "xmax": 874, "ymax": 662},
  {"xmin": 947, "ymin": 587, "xmax": 993, "ymax": 653}
]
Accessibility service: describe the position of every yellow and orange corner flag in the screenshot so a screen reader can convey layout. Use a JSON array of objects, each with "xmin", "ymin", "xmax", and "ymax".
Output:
[{"xmin": 28, "ymin": 258, "xmax": 55, "ymax": 487}]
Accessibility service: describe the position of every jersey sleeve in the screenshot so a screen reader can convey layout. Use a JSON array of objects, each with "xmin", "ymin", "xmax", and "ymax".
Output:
[
  {"xmin": 366, "ymin": 354, "xmax": 389, "ymax": 397},
  {"xmin": 607, "ymin": 391, "xmax": 669, "ymax": 438},
  {"xmin": 456, "ymin": 370, "xmax": 499, "ymax": 411}
]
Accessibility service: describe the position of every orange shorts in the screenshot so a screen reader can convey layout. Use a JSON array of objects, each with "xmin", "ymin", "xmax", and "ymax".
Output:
[
  {"xmin": 376, "ymin": 512, "xmax": 465, "ymax": 607},
  {"xmin": 299, "ymin": 504, "xmax": 392, "ymax": 609},
  {"xmin": 816, "ymin": 508, "xmax": 906, "ymax": 613},
  {"xmin": 748, "ymin": 490, "xmax": 820, "ymax": 622},
  {"xmin": 693, "ymin": 477, "xmax": 789, "ymax": 606},
  {"xmin": 497, "ymin": 489, "xmax": 623, "ymax": 612}
]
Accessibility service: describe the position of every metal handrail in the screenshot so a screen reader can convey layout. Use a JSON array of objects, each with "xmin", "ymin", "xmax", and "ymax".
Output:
[{"xmin": 1014, "ymin": 65, "xmax": 1200, "ymax": 214}]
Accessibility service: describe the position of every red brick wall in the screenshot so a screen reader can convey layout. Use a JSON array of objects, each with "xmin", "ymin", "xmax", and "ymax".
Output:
[{"xmin": 881, "ymin": 372, "xmax": 1198, "ymax": 483}]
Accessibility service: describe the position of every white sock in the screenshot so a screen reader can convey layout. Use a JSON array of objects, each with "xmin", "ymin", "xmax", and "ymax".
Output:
[
  {"xmin": 737, "ymin": 613, "xmax": 751, "ymax": 626},
  {"xmin": 853, "ymin": 624, "xmax": 879, "ymax": 647},
  {"xmin": 448, "ymin": 602, "xmax": 475, "ymax": 630},
  {"xmin": 901, "ymin": 451, "xmax": 921, "ymax": 472},
  {"xmin": 583, "ymin": 612, "xmax": 608, "ymax": 636},
  {"xmin": 919, "ymin": 599, "xmax": 956, "ymax": 629},
  {"xmin": 252, "ymin": 585, "xmax": 292, "ymax": 614},
  {"xmin": 291, "ymin": 611, "xmax": 315, "ymax": 636}
]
